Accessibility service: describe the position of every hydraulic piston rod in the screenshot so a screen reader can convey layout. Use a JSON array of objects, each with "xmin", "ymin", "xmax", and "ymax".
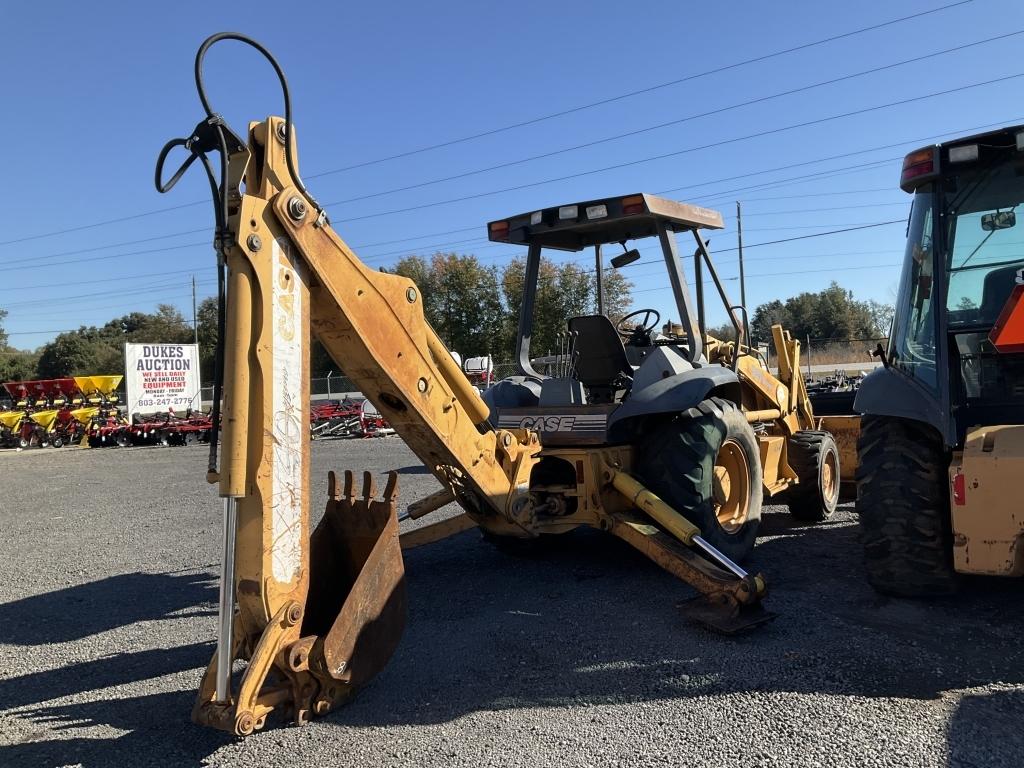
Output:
[
  {"xmin": 608, "ymin": 467, "xmax": 752, "ymax": 580},
  {"xmin": 215, "ymin": 496, "xmax": 239, "ymax": 701}
]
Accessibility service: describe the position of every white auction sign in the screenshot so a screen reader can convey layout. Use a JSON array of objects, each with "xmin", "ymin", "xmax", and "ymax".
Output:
[{"xmin": 124, "ymin": 343, "xmax": 202, "ymax": 417}]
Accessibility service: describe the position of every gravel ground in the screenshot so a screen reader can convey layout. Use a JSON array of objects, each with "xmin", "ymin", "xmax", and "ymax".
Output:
[{"xmin": 0, "ymin": 439, "xmax": 1022, "ymax": 768}]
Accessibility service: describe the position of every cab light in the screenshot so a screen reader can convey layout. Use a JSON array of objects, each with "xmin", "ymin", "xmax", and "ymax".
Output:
[
  {"xmin": 558, "ymin": 205, "xmax": 578, "ymax": 220},
  {"xmin": 488, "ymin": 220, "xmax": 510, "ymax": 241},
  {"xmin": 530, "ymin": 211, "xmax": 543, "ymax": 225},
  {"xmin": 949, "ymin": 144, "xmax": 979, "ymax": 163},
  {"xmin": 990, "ymin": 284, "xmax": 1024, "ymax": 353},
  {"xmin": 586, "ymin": 204, "xmax": 608, "ymax": 220},
  {"xmin": 901, "ymin": 148, "xmax": 935, "ymax": 185},
  {"xmin": 1017, "ymin": 131, "xmax": 1024, "ymax": 151},
  {"xmin": 621, "ymin": 195, "xmax": 646, "ymax": 215}
]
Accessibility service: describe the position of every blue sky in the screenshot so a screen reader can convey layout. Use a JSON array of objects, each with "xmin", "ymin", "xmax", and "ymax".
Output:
[{"xmin": 1, "ymin": 0, "xmax": 1022, "ymax": 349}]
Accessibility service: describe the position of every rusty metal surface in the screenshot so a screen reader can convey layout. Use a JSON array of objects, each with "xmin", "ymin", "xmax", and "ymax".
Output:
[{"xmin": 307, "ymin": 470, "xmax": 407, "ymax": 694}]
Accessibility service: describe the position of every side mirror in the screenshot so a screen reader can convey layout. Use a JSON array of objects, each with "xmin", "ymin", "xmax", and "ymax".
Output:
[
  {"xmin": 610, "ymin": 248, "xmax": 641, "ymax": 268},
  {"xmin": 981, "ymin": 211, "xmax": 1016, "ymax": 231}
]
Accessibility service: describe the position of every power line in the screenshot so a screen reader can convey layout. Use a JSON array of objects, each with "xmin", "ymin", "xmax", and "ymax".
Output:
[
  {"xmin": 1, "ymin": 278, "xmax": 217, "ymax": 310},
  {"xmin": 307, "ymin": 1, "xmax": 975, "ymax": 178},
  {"xmin": 13, "ymin": 115, "xmax": 1014, "ymax": 275},
  {"xmin": 0, "ymin": 2, "xmax": 975, "ymax": 248},
  {"xmin": 631, "ymin": 262, "xmax": 902, "ymax": 295},
  {"xmin": 2, "ymin": 219, "xmax": 910, "ymax": 337},
  {"xmin": 328, "ymin": 30, "xmax": 1024, "ymax": 206},
  {"xmin": 331, "ymin": 74, "xmax": 1024, "ymax": 223},
  {"xmin": 3, "ymin": 267, "xmax": 213, "ymax": 293},
  {"xmin": 3, "ymin": 241, "xmax": 210, "ymax": 272}
]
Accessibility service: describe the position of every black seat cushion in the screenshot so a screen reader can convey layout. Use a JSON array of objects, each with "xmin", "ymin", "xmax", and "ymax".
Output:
[
  {"xmin": 981, "ymin": 264, "xmax": 1022, "ymax": 323},
  {"xmin": 567, "ymin": 315, "xmax": 633, "ymax": 388}
]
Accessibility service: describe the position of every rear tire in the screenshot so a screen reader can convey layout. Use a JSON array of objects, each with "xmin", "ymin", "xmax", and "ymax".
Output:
[
  {"xmin": 856, "ymin": 415, "xmax": 957, "ymax": 596},
  {"xmin": 787, "ymin": 431, "xmax": 840, "ymax": 522},
  {"xmin": 638, "ymin": 397, "xmax": 763, "ymax": 563}
]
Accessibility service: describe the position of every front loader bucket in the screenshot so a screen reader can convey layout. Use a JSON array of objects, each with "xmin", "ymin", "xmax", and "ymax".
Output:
[{"xmin": 300, "ymin": 470, "xmax": 407, "ymax": 713}]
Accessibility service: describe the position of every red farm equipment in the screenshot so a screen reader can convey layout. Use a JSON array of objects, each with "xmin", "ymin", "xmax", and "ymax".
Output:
[{"xmin": 309, "ymin": 397, "xmax": 394, "ymax": 439}]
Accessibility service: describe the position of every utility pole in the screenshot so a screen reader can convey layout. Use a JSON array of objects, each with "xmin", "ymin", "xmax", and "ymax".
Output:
[
  {"xmin": 191, "ymin": 276, "xmax": 198, "ymax": 346},
  {"xmin": 595, "ymin": 243, "xmax": 605, "ymax": 316},
  {"xmin": 736, "ymin": 201, "xmax": 747, "ymax": 310}
]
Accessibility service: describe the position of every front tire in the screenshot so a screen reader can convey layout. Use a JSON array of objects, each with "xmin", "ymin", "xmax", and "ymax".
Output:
[
  {"xmin": 787, "ymin": 431, "xmax": 840, "ymax": 521},
  {"xmin": 638, "ymin": 397, "xmax": 763, "ymax": 563},
  {"xmin": 856, "ymin": 415, "xmax": 956, "ymax": 596}
]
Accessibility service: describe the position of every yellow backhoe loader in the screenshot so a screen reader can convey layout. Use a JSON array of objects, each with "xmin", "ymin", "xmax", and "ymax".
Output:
[{"xmin": 156, "ymin": 34, "xmax": 842, "ymax": 736}]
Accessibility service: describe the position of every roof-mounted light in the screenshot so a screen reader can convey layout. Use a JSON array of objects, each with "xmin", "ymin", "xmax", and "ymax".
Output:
[
  {"xmin": 621, "ymin": 194, "xmax": 646, "ymax": 215},
  {"xmin": 1017, "ymin": 130, "xmax": 1024, "ymax": 151},
  {"xmin": 488, "ymin": 220, "xmax": 509, "ymax": 242},
  {"xmin": 900, "ymin": 148, "xmax": 937, "ymax": 191},
  {"xmin": 558, "ymin": 205, "xmax": 578, "ymax": 220},
  {"xmin": 586, "ymin": 204, "xmax": 608, "ymax": 220},
  {"xmin": 949, "ymin": 144, "xmax": 979, "ymax": 163},
  {"xmin": 530, "ymin": 211, "xmax": 543, "ymax": 225}
]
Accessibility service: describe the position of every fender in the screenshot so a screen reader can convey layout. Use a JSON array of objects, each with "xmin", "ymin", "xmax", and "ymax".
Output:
[
  {"xmin": 854, "ymin": 366, "xmax": 953, "ymax": 447},
  {"xmin": 607, "ymin": 366, "xmax": 741, "ymax": 441}
]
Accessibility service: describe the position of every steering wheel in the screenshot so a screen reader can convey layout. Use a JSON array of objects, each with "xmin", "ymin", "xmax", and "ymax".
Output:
[{"xmin": 615, "ymin": 309, "xmax": 661, "ymax": 340}]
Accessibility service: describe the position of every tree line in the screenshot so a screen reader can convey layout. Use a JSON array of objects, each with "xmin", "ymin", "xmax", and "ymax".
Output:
[
  {"xmin": 1, "ymin": 261, "xmax": 894, "ymax": 385},
  {"xmin": 0, "ymin": 251, "xmax": 634, "ymax": 383}
]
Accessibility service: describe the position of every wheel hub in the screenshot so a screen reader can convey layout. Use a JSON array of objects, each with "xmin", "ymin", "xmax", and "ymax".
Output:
[{"xmin": 713, "ymin": 438, "xmax": 751, "ymax": 534}]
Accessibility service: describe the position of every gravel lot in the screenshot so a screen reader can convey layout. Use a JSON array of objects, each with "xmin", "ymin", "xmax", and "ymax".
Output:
[{"xmin": 0, "ymin": 439, "xmax": 1022, "ymax": 768}]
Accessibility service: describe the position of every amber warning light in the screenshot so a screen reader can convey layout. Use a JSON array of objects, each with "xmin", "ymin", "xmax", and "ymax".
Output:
[
  {"xmin": 989, "ymin": 283, "xmax": 1024, "ymax": 353},
  {"xmin": 488, "ymin": 220, "xmax": 509, "ymax": 242},
  {"xmin": 900, "ymin": 148, "xmax": 936, "ymax": 189}
]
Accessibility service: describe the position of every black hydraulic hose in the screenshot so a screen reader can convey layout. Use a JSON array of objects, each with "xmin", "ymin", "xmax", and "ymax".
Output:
[
  {"xmin": 156, "ymin": 32, "xmax": 314, "ymax": 476},
  {"xmin": 193, "ymin": 32, "xmax": 322, "ymax": 215}
]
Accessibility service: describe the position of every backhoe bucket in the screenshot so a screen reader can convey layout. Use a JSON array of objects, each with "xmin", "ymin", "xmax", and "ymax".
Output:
[
  {"xmin": 193, "ymin": 470, "xmax": 406, "ymax": 735},
  {"xmin": 302, "ymin": 470, "xmax": 407, "ymax": 701}
]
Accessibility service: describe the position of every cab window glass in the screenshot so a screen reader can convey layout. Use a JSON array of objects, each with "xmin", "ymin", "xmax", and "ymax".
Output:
[{"xmin": 889, "ymin": 191, "xmax": 938, "ymax": 390}]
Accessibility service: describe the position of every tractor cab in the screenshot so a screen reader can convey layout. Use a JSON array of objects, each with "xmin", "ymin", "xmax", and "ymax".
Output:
[
  {"xmin": 484, "ymin": 193, "xmax": 745, "ymax": 445},
  {"xmin": 857, "ymin": 125, "xmax": 1024, "ymax": 446}
]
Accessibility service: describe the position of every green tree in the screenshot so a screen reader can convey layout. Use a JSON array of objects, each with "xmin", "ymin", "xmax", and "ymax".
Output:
[
  {"xmin": 500, "ymin": 256, "xmax": 634, "ymax": 360},
  {"xmin": 750, "ymin": 282, "xmax": 883, "ymax": 344},
  {"xmin": 393, "ymin": 253, "xmax": 506, "ymax": 359},
  {"xmin": 35, "ymin": 304, "xmax": 193, "ymax": 378}
]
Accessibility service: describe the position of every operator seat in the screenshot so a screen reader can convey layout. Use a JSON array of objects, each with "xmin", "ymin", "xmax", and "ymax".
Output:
[
  {"xmin": 567, "ymin": 315, "xmax": 633, "ymax": 400},
  {"xmin": 981, "ymin": 264, "xmax": 1022, "ymax": 323}
]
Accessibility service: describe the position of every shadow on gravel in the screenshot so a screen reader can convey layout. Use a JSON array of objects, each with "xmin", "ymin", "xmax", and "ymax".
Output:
[
  {"xmin": 0, "ymin": 643, "xmax": 212, "ymax": 710},
  {"xmin": 2, "ymin": 689, "xmax": 226, "ymax": 768},
  {"xmin": 394, "ymin": 464, "xmax": 431, "ymax": 475},
  {"xmin": 323, "ymin": 514, "xmax": 1024, "ymax": 730},
  {"xmin": 3, "ymin": 510, "xmax": 1022, "ymax": 764},
  {"xmin": 0, "ymin": 571, "xmax": 217, "ymax": 645},
  {"xmin": 947, "ymin": 689, "xmax": 1024, "ymax": 767},
  {"xmin": 0, "ymin": 641, "xmax": 224, "ymax": 768}
]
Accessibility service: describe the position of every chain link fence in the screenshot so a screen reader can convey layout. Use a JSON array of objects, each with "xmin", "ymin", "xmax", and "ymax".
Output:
[{"xmin": 200, "ymin": 374, "xmax": 362, "ymax": 407}]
